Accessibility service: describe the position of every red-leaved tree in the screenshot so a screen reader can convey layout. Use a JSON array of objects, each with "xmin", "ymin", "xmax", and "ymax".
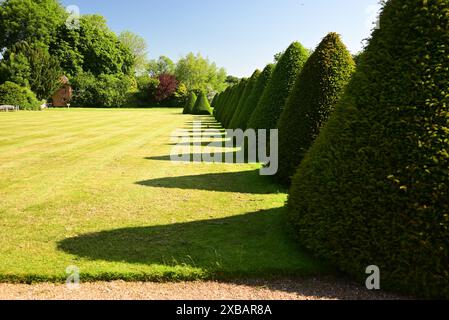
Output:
[{"xmin": 154, "ymin": 74, "xmax": 179, "ymax": 102}]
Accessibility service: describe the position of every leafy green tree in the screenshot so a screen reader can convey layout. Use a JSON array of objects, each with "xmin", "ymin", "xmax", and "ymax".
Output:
[
  {"xmin": 50, "ymin": 15, "xmax": 134, "ymax": 77},
  {"xmin": 225, "ymin": 75, "xmax": 240, "ymax": 86},
  {"xmin": 71, "ymin": 72, "xmax": 135, "ymax": 108},
  {"xmin": 0, "ymin": 0, "xmax": 66, "ymax": 50},
  {"xmin": 247, "ymin": 42, "xmax": 310, "ymax": 131},
  {"xmin": 118, "ymin": 31, "xmax": 149, "ymax": 75},
  {"xmin": 288, "ymin": 0, "xmax": 449, "ymax": 298},
  {"xmin": 147, "ymin": 56, "xmax": 175, "ymax": 77},
  {"xmin": 80, "ymin": 15, "xmax": 134, "ymax": 76},
  {"xmin": 174, "ymin": 82, "xmax": 189, "ymax": 105},
  {"xmin": 0, "ymin": 46, "xmax": 31, "ymax": 87},
  {"xmin": 0, "ymin": 41, "xmax": 63, "ymax": 99},
  {"xmin": 276, "ymin": 33, "xmax": 355, "ymax": 184},
  {"xmin": 183, "ymin": 92, "xmax": 197, "ymax": 114},
  {"xmin": 49, "ymin": 24, "xmax": 84, "ymax": 77},
  {"xmin": 134, "ymin": 74, "xmax": 159, "ymax": 103},
  {"xmin": 175, "ymin": 53, "xmax": 227, "ymax": 95},
  {"xmin": 69, "ymin": 72, "xmax": 97, "ymax": 107}
]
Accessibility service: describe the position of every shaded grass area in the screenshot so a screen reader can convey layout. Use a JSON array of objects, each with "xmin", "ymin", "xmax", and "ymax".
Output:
[
  {"xmin": 0, "ymin": 108, "xmax": 330, "ymax": 283},
  {"xmin": 58, "ymin": 207, "xmax": 328, "ymax": 281},
  {"xmin": 136, "ymin": 170, "xmax": 278, "ymax": 194}
]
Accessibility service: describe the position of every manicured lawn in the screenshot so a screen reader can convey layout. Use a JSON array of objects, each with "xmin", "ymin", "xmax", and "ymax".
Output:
[{"xmin": 0, "ymin": 108, "xmax": 329, "ymax": 282}]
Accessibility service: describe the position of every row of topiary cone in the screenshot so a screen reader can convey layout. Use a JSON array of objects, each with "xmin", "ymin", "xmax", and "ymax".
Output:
[
  {"xmin": 213, "ymin": 0, "xmax": 449, "ymax": 299},
  {"xmin": 182, "ymin": 91, "xmax": 213, "ymax": 115},
  {"xmin": 214, "ymin": 33, "xmax": 354, "ymax": 184}
]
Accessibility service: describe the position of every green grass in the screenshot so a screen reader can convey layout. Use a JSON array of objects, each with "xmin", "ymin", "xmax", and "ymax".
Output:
[{"xmin": 0, "ymin": 108, "xmax": 330, "ymax": 283}]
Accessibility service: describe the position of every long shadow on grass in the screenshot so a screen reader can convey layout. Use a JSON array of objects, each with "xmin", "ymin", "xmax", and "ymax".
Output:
[
  {"xmin": 57, "ymin": 207, "xmax": 324, "ymax": 277},
  {"xmin": 145, "ymin": 151, "xmax": 255, "ymax": 163},
  {"xmin": 166, "ymin": 141, "xmax": 228, "ymax": 147},
  {"xmin": 179, "ymin": 127, "xmax": 225, "ymax": 132},
  {"xmin": 136, "ymin": 169, "xmax": 281, "ymax": 194}
]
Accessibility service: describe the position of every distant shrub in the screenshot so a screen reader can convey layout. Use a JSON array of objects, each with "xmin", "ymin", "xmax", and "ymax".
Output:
[
  {"xmin": 97, "ymin": 74, "xmax": 136, "ymax": 108},
  {"xmin": 183, "ymin": 92, "xmax": 197, "ymax": 114},
  {"xmin": 0, "ymin": 81, "xmax": 40, "ymax": 110},
  {"xmin": 71, "ymin": 72, "xmax": 136, "ymax": 108},
  {"xmin": 247, "ymin": 42, "xmax": 309, "ymax": 130},
  {"xmin": 69, "ymin": 72, "xmax": 97, "ymax": 107},
  {"xmin": 276, "ymin": 33, "xmax": 355, "ymax": 184},
  {"xmin": 192, "ymin": 92, "xmax": 212, "ymax": 115},
  {"xmin": 288, "ymin": 0, "xmax": 449, "ymax": 299},
  {"xmin": 134, "ymin": 74, "xmax": 159, "ymax": 103}
]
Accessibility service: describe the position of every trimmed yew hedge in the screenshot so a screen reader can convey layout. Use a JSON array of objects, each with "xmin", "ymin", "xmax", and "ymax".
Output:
[
  {"xmin": 276, "ymin": 33, "xmax": 355, "ymax": 184},
  {"xmin": 229, "ymin": 70, "xmax": 260, "ymax": 129},
  {"xmin": 222, "ymin": 79, "xmax": 247, "ymax": 128},
  {"xmin": 247, "ymin": 42, "xmax": 309, "ymax": 130},
  {"xmin": 235, "ymin": 64, "xmax": 274, "ymax": 131},
  {"xmin": 183, "ymin": 92, "xmax": 197, "ymax": 114},
  {"xmin": 192, "ymin": 92, "xmax": 212, "ymax": 115},
  {"xmin": 213, "ymin": 87, "xmax": 230, "ymax": 122},
  {"xmin": 288, "ymin": 0, "xmax": 449, "ymax": 298},
  {"xmin": 216, "ymin": 85, "xmax": 235, "ymax": 124}
]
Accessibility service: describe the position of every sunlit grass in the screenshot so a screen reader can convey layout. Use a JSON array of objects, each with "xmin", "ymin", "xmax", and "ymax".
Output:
[{"xmin": 0, "ymin": 108, "xmax": 330, "ymax": 283}]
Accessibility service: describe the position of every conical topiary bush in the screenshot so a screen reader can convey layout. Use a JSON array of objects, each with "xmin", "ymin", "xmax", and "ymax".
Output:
[
  {"xmin": 214, "ymin": 87, "xmax": 230, "ymax": 122},
  {"xmin": 183, "ymin": 92, "xmax": 197, "ymax": 114},
  {"xmin": 288, "ymin": 0, "xmax": 449, "ymax": 298},
  {"xmin": 192, "ymin": 92, "xmax": 212, "ymax": 115},
  {"xmin": 247, "ymin": 42, "xmax": 310, "ymax": 130},
  {"xmin": 218, "ymin": 87, "xmax": 235, "ymax": 124},
  {"xmin": 223, "ymin": 79, "xmax": 247, "ymax": 128},
  {"xmin": 234, "ymin": 64, "xmax": 274, "ymax": 131},
  {"xmin": 211, "ymin": 94, "xmax": 218, "ymax": 109},
  {"xmin": 229, "ymin": 70, "xmax": 260, "ymax": 129},
  {"xmin": 276, "ymin": 33, "xmax": 355, "ymax": 184}
]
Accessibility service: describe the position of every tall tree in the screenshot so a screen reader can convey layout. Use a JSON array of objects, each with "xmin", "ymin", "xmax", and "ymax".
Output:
[
  {"xmin": 0, "ymin": 0, "xmax": 67, "ymax": 50},
  {"xmin": 118, "ymin": 31, "xmax": 149, "ymax": 75},
  {"xmin": 0, "ymin": 41, "xmax": 63, "ymax": 99},
  {"xmin": 147, "ymin": 56, "xmax": 175, "ymax": 77},
  {"xmin": 50, "ymin": 15, "xmax": 134, "ymax": 77},
  {"xmin": 175, "ymin": 52, "xmax": 227, "ymax": 95},
  {"xmin": 225, "ymin": 75, "xmax": 240, "ymax": 86}
]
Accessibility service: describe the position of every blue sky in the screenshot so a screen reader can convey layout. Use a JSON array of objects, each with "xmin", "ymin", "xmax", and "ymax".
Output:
[{"xmin": 60, "ymin": 0, "xmax": 382, "ymax": 77}]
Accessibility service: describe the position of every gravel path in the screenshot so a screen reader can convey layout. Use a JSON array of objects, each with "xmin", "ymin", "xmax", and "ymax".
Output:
[{"xmin": 0, "ymin": 278, "xmax": 405, "ymax": 300}]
